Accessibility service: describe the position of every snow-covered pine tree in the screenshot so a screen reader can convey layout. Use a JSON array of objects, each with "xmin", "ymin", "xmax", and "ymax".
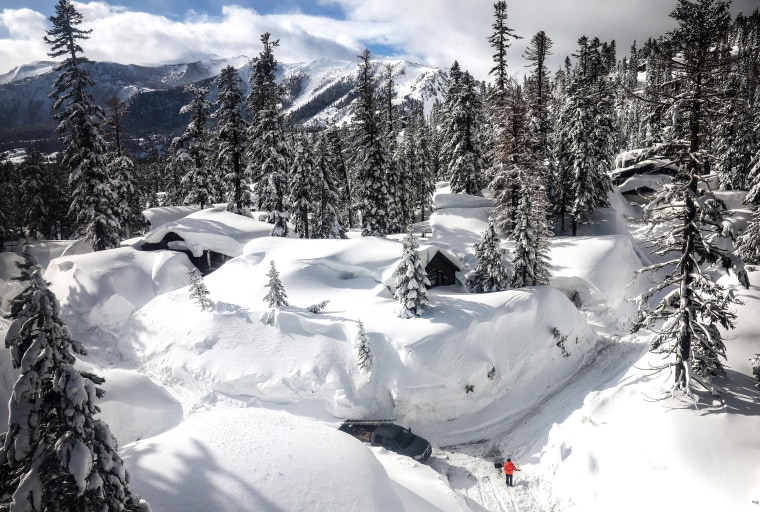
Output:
[
  {"xmin": 510, "ymin": 171, "xmax": 552, "ymax": 288},
  {"xmin": 0, "ymin": 247, "xmax": 145, "ymax": 511},
  {"xmin": 325, "ymin": 125, "xmax": 356, "ymax": 229},
  {"xmin": 632, "ymin": 0, "xmax": 749, "ymax": 391},
  {"xmin": 188, "ymin": 268, "xmax": 214, "ymax": 311},
  {"xmin": 441, "ymin": 62, "xmax": 485, "ymax": 196},
  {"xmin": 18, "ymin": 148, "xmax": 51, "ymax": 239},
  {"xmin": 553, "ymin": 36, "xmax": 614, "ymax": 235},
  {"xmin": 736, "ymin": 206, "xmax": 760, "ymax": 263},
  {"xmin": 393, "ymin": 232, "xmax": 430, "ymax": 318},
  {"xmin": 307, "ymin": 300, "xmax": 330, "ymax": 313},
  {"xmin": 213, "ymin": 65, "xmax": 250, "ymax": 215},
  {"xmin": 313, "ymin": 131, "xmax": 347, "ymax": 239},
  {"xmin": 45, "ymin": 0, "xmax": 120, "ymax": 251},
  {"xmin": 174, "ymin": 84, "xmax": 215, "ymax": 209},
  {"xmin": 355, "ymin": 320, "xmax": 372, "ymax": 372},
  {"xmin": 246, "ymin": 33, "xmax": 290, "ymax": 236},
  {"xmin": 103, "ymin": 96, "xmax": 143, "ymax": 240},
  {"xmin": 263, "ymin": 260, "xmax": 288, "ymax": 308},
  {"xmin": 352, "ymin": 49, "xmax": 391, "ymax": 237},
  {"xmin": 467, "ymin": 219, "xmax": 510, "ymax": 293},
  {"xmin": 523, "ymin": 30, "xmax": 553, "ymax": 161},
  {"xmin": 289, "ymin": 131, "xmax": 318, "ymax": 239}
]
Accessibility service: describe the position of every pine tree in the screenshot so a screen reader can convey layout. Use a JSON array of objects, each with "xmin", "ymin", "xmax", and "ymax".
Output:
[
  {"xmin": 0, "ymin": 247, "xmax": 145, "ymax": 511},
  {"xmin": 289, "ymin": 131, "xmax": 318, "ymax": 239},
  {"xmin": 263, "ymin": 260, "xmax": 288, "ymax": 308},
  {"xmin": 45, "ymin": 0, "xmax": 119, "ymax": 251},
  {"xmin": 313, "ymin": 132, "xmax": 347, "ymax": 239},
  {"xmin": 553, "ymin": 36, "xmax": 614, "ymax": 235},
  {"xmin": 325, "ymin": 125, "xmax": 356, "ymax": 229},
  {"xmin": 18, "ymin": 148, "xmax": 52, "ymax": 239},
  {"xmin": 523, "ymin": 31, "xmax": 554, "ymax": 158},
  {"xmin": 441, "ymin": 62, "xmax": 485, "ymax": 196},
  {"xmin": 467, "ymin": 219, "xmax": 510, "ymax": 293},
  {"xmin": 633, "ymin": 0, "xmax": 748, "ymax": 391},
  {"xmin": 246, "ymin": 33, "xmax": 290, "ymax": 236},
  {"xmin": 393, "ymin": 232, "xmax": 430, "ymax": 318},
  {"xmin": 174, "ymin": 84, "xmax": 214, "ymax": 209},
  {"xmin": 213, "ymin": 65, "xmax": 250, "ymax": 215},
  {"xmin": 487, "ymin": 1, "xmax": 521, "ymax": 90},
  {"xmin": 510, "ymin": 172, "xmax": 552, "ymax": 287},
  {"xmin": 103, "ymin": 96, "xmax": 142, "ymax": 239},
  {"xmin": 188, "ymin": 268, "xmax": 214, "ymax": 311},
  {"xmin": 355, "ymin": 320, "xmax": 372, "ymax": 372},
  {"xmin": 737, "ymin": 205, "xmax": 760, "ymax": 263},
  {"xmin": 353, "ymin": 49, "xmax": 390, "ymax": 237}
]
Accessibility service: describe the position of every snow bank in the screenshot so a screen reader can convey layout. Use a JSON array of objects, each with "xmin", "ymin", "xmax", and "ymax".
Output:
[
  {"xmin": 45, "ymin": 247, "xmax": 195, "ymax": 330},
  {"xmin": 97, "ymin": 369, "xmax": 183, "ymax": 444},
  {"xmin": 121, "ymin": 407, "xmax": 460, "ymax": 512}
]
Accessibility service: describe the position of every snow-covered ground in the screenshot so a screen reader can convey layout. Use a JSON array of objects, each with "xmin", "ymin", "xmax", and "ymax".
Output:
[{"xmin": 1, "ymin": 183, "xmax": 758, "ymax": 511}]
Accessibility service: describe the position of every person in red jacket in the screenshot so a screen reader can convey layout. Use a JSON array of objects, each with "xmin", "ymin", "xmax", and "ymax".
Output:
[{"xmin": 504, "ymin": 458, "xmax": 520, "ymax": 487}]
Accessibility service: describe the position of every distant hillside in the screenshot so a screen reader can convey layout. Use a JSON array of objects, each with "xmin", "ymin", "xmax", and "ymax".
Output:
[{"xmin": 0, "ymin": 57, "xmax": 447, "ymax": 153}]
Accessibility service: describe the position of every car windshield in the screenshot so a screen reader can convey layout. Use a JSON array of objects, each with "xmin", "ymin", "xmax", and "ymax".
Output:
[{"xmin": 393, "ymin": 428, "xmax": 415, "ymax": 448}]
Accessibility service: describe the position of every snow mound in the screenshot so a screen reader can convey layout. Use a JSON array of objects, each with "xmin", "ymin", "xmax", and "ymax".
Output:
[
  {"xmin": 45, "ymin": 247, "xmax": 195, "ymax": 329},
  {"xmin": 121, "ymin": 407, "xmax": 437, "ymax": 512}
]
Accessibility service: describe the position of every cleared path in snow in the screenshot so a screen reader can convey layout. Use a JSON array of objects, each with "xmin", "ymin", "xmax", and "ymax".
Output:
[{"xmin": 427, "ymin": 330, "xmax": 648, "ymax": 511}]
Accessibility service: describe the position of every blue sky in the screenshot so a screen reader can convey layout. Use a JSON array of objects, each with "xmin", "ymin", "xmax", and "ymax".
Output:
[{"xmin": 1, "ymin": 0, "xmax": 758, "ymax": 78}]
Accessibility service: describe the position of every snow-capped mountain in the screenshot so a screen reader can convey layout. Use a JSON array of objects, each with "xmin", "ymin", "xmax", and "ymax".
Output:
[{"xmin": 0, "ymin": 56, "xmax": 447, "ymax": 151}]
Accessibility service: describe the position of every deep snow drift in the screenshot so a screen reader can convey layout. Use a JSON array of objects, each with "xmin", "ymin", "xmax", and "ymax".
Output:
[{"xmin": 0, "ymin": 185, "xmax": 758, "ymax": 511}]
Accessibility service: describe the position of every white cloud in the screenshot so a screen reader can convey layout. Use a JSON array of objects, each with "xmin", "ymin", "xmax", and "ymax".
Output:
[{"xmin": 1, "ymin": 0, "xmax": 757, "ymax": 79}]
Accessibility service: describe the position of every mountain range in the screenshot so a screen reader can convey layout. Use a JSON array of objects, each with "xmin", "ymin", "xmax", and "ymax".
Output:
[{"xmin": 0, "ymin": 56, "xmax": 447, "ymax": 153}]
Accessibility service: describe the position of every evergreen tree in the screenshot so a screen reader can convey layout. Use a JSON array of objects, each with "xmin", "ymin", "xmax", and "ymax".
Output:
[
  {"xmin": 174, "ymin": 84, "xmax": 214, "ymax": 209},
  {"xmin": 487, "ymin": 1, "xmax": 521, "ymax": 95},
  {"xmin": 466, "ymin": 219, "xmax": 510, "ymax": 293},
  {"xmin": 325, "ymin": 125, "xmax": 356, "ymax": 229},
  {"xmin": 381, "ymin": 65, "xmax": 405, "ymax": 234},
  {"xmin": 441, "ymin": 62, "xmax": 485, "ymax": 196},
  {"xmin": 263, "ymin": 260, "xmax": 288, "ymax": 308},
  {"xmin": 18, "ymin": 148, "xmax": 52, "ymax": 239},
  {"xmin": 393, "ymin": 232, "xmax": 430, "ymax": 318},
  {"xmin": 213, "ymin": 65, "xmax": 250, "ymax": 215},
  {"xmin": 510, "ymin": 172, "xmax": 552, "ymax": 287},
  {"xmin": 188, "ymin": 268, "xmax": 214, "ymax": 311},
  {"xmin": 103, "ymin": 96, "xmax": 143, "ymax": 239},
  {"xmin": 633, "ymin": 0, "xmax": 748, "ymax": 391},
  {"xmin": 45, "ymin": 0, "xmax": 119, "ymax": 251},
  {"xmin": 313, "ymin": 132, "xmax": 347, "ymax": 239},
  {"xmin": 289, "ymin": 131, "xmax": 318, "ymax": 238},
  {"xmin": 553, "ymin": 36, "xmax": 614, "ymax": 235},
  {"xmin": 246, "ymin": 33, "xmax": 290, "ymax": 236},
  {"xmin": 355, "ymin": 320, "xmax": 372, "ymax": 372},
  {"xmin": 523, "ymin": 31, "xmax": 554, "ymax": 158},
  {"xmin": 352, "ymin": 49, "xmax": 391, "ymax": 237},
  {"xmin": 0, "ymin": 248, "xmax": 145, "ymax": 511}
]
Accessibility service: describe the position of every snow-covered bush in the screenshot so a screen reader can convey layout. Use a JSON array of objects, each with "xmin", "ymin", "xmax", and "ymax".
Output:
[
  {"xmin": 188, "ymin": 268, "xmax": 214, "ymax": 311},
  {"xmin": 263, "ymin": 260, "xmax": 288, "ymax": 308}
]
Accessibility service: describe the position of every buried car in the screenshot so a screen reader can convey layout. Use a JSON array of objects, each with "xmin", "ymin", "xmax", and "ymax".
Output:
[{"xmin": 338, "ymin": 420, "xmax": 432, "ymax": 462}]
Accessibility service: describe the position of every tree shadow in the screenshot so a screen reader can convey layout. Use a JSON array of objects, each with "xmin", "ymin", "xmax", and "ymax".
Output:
[{"xmin": 123, "ymin": 437, "xmax": 285, "ymax": 512}]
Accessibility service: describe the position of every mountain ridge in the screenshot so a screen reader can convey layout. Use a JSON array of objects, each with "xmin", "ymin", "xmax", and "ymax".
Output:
[{"xmin": 0, "ymin": 56, "xmax": 447, "ymax": 153}]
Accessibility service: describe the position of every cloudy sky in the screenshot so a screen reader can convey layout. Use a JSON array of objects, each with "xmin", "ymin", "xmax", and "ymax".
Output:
[{"xmin": 1, "ymin": 0, "xmax": 757, "ymax": 79}]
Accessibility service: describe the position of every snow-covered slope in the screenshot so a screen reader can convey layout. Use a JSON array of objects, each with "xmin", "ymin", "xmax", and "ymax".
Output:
[
  {"xmin": 0, "ymin": 184, "xmax": 758, "ymax": 511},
  {"xmin": 0, "ymin": 56, "xmax": 446, "ymax": 150}
]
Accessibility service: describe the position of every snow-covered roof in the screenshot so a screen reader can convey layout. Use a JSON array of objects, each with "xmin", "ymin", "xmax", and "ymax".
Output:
[
  {"xmin": 140, "ymin": 207, "xmax": 276, "ymax": 258},
  {"xmin": 142, "ymin": 205, "xmax": 201, "ymax": 231}
]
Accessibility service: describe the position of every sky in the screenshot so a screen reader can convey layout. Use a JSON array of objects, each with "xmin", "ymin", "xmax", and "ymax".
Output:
[{"xmin": 1, "ymin": 0, "xmax": 758, "ymax": 80}]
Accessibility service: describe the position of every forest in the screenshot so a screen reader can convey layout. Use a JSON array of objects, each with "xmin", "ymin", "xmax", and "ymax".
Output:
[{"xmin": 1, "ymin": 0, "xmax": 760, "ymax": 509}]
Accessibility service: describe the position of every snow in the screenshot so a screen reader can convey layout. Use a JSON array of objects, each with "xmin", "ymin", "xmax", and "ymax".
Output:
[{"xmin": 1, "ymin": 182, "xmax": 759, "ymax": 511}]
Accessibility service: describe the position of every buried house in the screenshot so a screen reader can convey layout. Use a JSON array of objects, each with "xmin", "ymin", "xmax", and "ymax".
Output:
[
  {"xmin": 382, "ymin": 243, "xmax": 463, "ymax": 292},
  {"xmin": 138, "ymin": 207, "xmax": 278, "ymax": 274}
]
